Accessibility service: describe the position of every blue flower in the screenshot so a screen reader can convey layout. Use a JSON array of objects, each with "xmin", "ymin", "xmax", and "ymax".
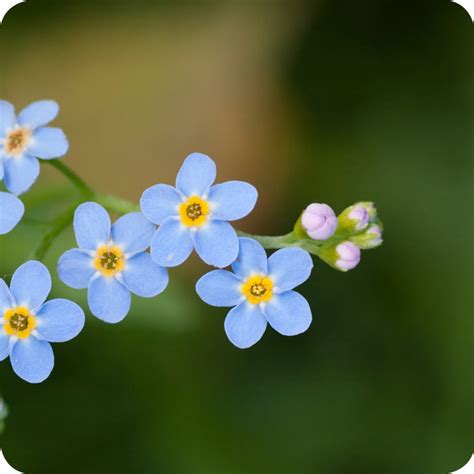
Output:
[
  {"xmin": 196, "ymin": 238, "xmax": 313, "ymax": 349},
  {"xmin": 140, "ymin": 153, "xmax": 258, "ymax": 268},
  {"xmin": 0, "ymin": 192, "xmax": 24, "ymax": 235},
  {"xmin": 0, "ymin": 261, "xmax": 84, "ymax": 383},
  {"xmin": 58, "ymin": 202, "xmax": 168, "ymax": 323},
  {"xmin": 0, "ymin": 100, "xmax": 69, "ymax": 195}
]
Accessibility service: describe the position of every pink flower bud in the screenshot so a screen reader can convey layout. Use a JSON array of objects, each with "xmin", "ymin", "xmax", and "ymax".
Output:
[
  {"xmin": 336, "ymin": 241, "xmax": 361, "ymax": 271},
  {"xmin": 301, "ymin": 203, "xmax": 338, "ymax": 240},
  {"xmin": 348, "ymin": 205, "xmax": 369, "ymax": 231}
]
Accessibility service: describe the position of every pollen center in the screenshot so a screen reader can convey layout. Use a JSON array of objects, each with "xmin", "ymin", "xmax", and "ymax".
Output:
[
  {"xmin": 94, "ymin": 245, "xmax": 125, "ymax": 277},
  {"xmin": 5, "ymin": 128, "xmax": 31, "ymax": 156},
  {"xmin": 179, "ymin": 196, "xmax": 209, "ymax": 227},
  {"xmin": 4, "ymin": 306, "xmax": 36, "ymax": 339},
  {"xmin": 242, "ymin": 275, "xmax": 273, "ymax": 305}
]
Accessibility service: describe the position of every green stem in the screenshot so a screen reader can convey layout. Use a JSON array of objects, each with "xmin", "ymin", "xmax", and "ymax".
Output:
[
  {"xmin": 236, "ymin": 231, "xmax": 299, "ymax": 250},
  {"xmin": 45, "ymin": 160, "xmax": 94, "ymax": 197},
  {"xmin": 32, "ymin": 204, "xmax": 77, "ymax": 261},
  {"xmin": 94, "ymin": 193, "xmax": 140, "ymax": 215}
]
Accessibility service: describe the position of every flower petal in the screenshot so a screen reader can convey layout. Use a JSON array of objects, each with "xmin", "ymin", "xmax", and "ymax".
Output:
[
  {"xmin": 175, "ymin": 153, "xmax": 216, "ymax": 197},
  {"xmin": 262, "ymin": 291, "xmax": 312, "ymax": 336},
  {"xmin": 17, "ymin": 100, "xmax": 59, "ymax": 129},
  {"xmin": 10, "ymin": 337, "xmax": 54, "ymax": 383},
  {"xmin": 208, "ymin": 181, "xmax": 258, "ymax": 221},
  {"xmin": 150, "ymin": 218, "xmax": 193, "ymax": 267},
  {"xmin": 0, "ymin": 100, "xmax": 15, "ymax": 137},
  {"xmin": 194, "ymin": 220, "xmax": 239, "ymax": 268},
  {"xmin": 140, "ymin": 184, "xmax": 181, "ymax": 225},
  {"xmin": 0, "ymin": 192, "xmax": 24, "ymax": 235},
  {"xmin": 35, "ymin": 299, "xmax": 85, "ymax": 343},
  {"xmin": 57, "ymin": 249, "xmax": 95, "ymax": 289},
  {"xmin": 111, "ymin": 212, "xmax": 156, "ymax": 255},
  {"xmin": 0, "ymin": 279, "xmax": 14, "ymax": 311},
  {"xmin": 224, "ymin": 302, "xmax": 267, "ymax": 349},
  {"xmin": 3, "ymin": 155, "xmax": 40, "ymax": 195},
  {"xmin": 28, "ymin": 127, "xmax": 68, "ymax": 159},
  {"xmin": 232, "ymin": 237, "xmax": 268, "ymax": 279},
  {"xmin": 120, "ymin": 252, "xmax": 168, "ymax": 297},
  {"xmin": 88, "ymin": 276, "xmax": 131, "ymax": 323},
  {"xmin": 10, "ymin": 261, "xmax": 51, "ymax": 311},
  {"xmin": 268, "ymin": 248, "xmax": 313, "ymax": 293},
  {"xmin": 0, "ymin": 333, "xmax": 9, "ymax": 361},
  {"xmin": 196, "ymin": 270, "xmax": 243, "ymax": 307},
  {"xmin": 74, "ymin": 202, "xmax": 111, "ymax": 250}
]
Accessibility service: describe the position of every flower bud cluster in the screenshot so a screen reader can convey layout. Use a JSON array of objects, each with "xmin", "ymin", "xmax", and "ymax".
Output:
[{"xmin": 296, "ymin": 201, "xmax": 383, "ymax": 272}]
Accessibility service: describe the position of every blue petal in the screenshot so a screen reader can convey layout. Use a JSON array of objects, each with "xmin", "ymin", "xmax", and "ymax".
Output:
[
  {"xmin": 268, "ymin": 248, "xmax": 313, "ymax": 293},
  {"xmin": 208, "ymin": 181, "xmax": 258, "ymax": 221},
  {"xmin": 196, "ymin": 270, "xmax": 243, "ymax": 307},
  {"xmin": 10, "ymin": 261, "xmax": 51, "ymax": 311},
  {"xmin": 36, "ymin": 298, "xmax": 85, "ymax": 343},
  {"xmin": 262, "ymin": 291, "xmax": 312, "ymax": 336},
  {"xmin": 10, "ymin": 337, "xmax": 54, "ymax": 383},
  {"xmin": 111, "ymin": 212, "xmax": 155, "ymax": 254},
  {"xmin": 0, "ymin": 279, "xmax": 14, "ymax": 311},
  {"xmin": 150, "ymin": 217, "xmax": 193, "ymax": 267},
  {"xmin": 194, "ymin": 220, "xmax": 239, "ymax": 268},
  {"xmin": 232, "ymin": 237, "xmax": 268, "ymax": 279},
  {"xmin": 120, "ymin": 252, "xmax": 168, "ymax": 297},
  {"xmin": 74, "ymin": 202, "xmax": 111, "ymax": 250},
  {"xmin": 140, "ymin": 184, "xmax": 182, "ymax": 225},
  {"xmin": 175, "ymin": 153, "xmax": 216, "ymax": 197},
  {"xmin": 3, "ymin": 155, "xmax": 40, "ymax": 195},
  {"xmin": 57, "ymin": 249, "xmax": 95, "ymax": 289},
  {"xmin": 88, "ymin": 276, "xmax": 131, "ymax": 323},
  {"xmin": 17, "ymin": 100, "xmax": 59, "ymax": 129},
  {"xmin": 0, "ymin": 100, "xmax": 15, "ymax": 137},
  {"xmin": 0, "ymin": 192, "xmax": 24, "ymax": 235},
  {"xmin": 224, "ymin": 302, "xmax": 267, "ymax": 349},
  {"xmin": 28, "ymin": 127, "xmax": 68, "ymax": 159},
  {"xmin": 0, "ymin": 333, "xmax": 9, "ymax": 361}
]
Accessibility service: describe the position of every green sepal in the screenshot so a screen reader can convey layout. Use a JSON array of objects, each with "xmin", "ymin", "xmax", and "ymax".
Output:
[{"xmin": 349, "ymin": 224, "xmax": 383, "ymax": 249}]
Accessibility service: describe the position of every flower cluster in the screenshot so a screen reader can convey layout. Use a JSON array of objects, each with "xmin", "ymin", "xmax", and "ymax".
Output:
[
  {"xmin": 0, "ymin": 100, "xmax": 68, "ymax": 234},
  {"xmin": 0, "ymin": 99, "xmax": 384, "ymax": 384}
]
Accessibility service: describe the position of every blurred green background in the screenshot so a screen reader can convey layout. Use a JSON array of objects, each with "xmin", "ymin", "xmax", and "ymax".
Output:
[{"xmin": 0, "ymin": 1, "xmax": 473, "ymax": 472}]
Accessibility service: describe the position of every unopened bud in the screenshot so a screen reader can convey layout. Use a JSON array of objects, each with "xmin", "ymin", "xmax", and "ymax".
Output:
[
  {"xmin": 335, "ymin": 241, "xmax": 361, "ymax": 271},
  {"xmin": 301, "ymin": 203, "xmax": 338, "ymax": 241},
  {"xmin": 338, "ymin": 204, "xmax": 369, "ymax": 233}
]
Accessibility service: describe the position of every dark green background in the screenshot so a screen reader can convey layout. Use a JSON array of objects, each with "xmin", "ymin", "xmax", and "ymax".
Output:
[{"xmin": 0, "ymin": 1, "xmax": 472, "ymax": 472}]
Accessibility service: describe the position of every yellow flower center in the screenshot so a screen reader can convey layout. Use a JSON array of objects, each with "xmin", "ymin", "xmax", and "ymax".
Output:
[
  {"xmin": 4, "ymin": 306, "xmax": 36, "ymax": 339},
  {"xmin": 242, "ymin": 275, "xmax": 273, "ymax": 305},
  {"xmin": 93, "ymin": 245, "xmax": 125, "ymax": 277},
  {"xmin": 5, "ymin": 128, "xmax": 31, "ymax": 156},
  {"xmin": 179, "ymin": 196, "xmax": 209, "ymax": 227}
]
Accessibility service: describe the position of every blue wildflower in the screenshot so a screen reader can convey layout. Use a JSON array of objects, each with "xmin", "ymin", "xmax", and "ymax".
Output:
[
  {"xmin": 58, "ymin": 202, "xmax": 168, "ymax": 323},
  {"xmin": 0, "ymin": 100, "xmax": 68, "ymax": 195},
  {"xmin": 196, "ymin": 238, "xmax": 313, "ymax": 348},
  {"xmin": 0, "ymin": 261, "xmax": 85, "ymax": 383},
  {"xmin": 0, "ymin": 192, "xmax": 24, "ymax": 235},
  {"xmin": 140, "ymin": 153, "xmax": 258, "ymax": 268}
]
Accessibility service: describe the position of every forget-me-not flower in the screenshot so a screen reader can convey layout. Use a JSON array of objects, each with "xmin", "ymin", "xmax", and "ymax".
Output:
[
  {"xmin": 58, "ymin": 202, "xmax": 168, "ymax": 323},
  {"xmin": 196, "ymin": 237, "xmax": 313, "ymax": 348},
  {"xmin": 140, "ymin": 153, "xmax": 258, "ymax": 268},
  {"xmin": 0, "ymin": 100, "xmax": 69, "ymax": 195},
  {"xmin": 0, "ymin": 261, "xmax": 85, "ymax": 383},
  {"xmin": 0, "ymin": 192, "xmax": 24, "ymax": 235}
]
